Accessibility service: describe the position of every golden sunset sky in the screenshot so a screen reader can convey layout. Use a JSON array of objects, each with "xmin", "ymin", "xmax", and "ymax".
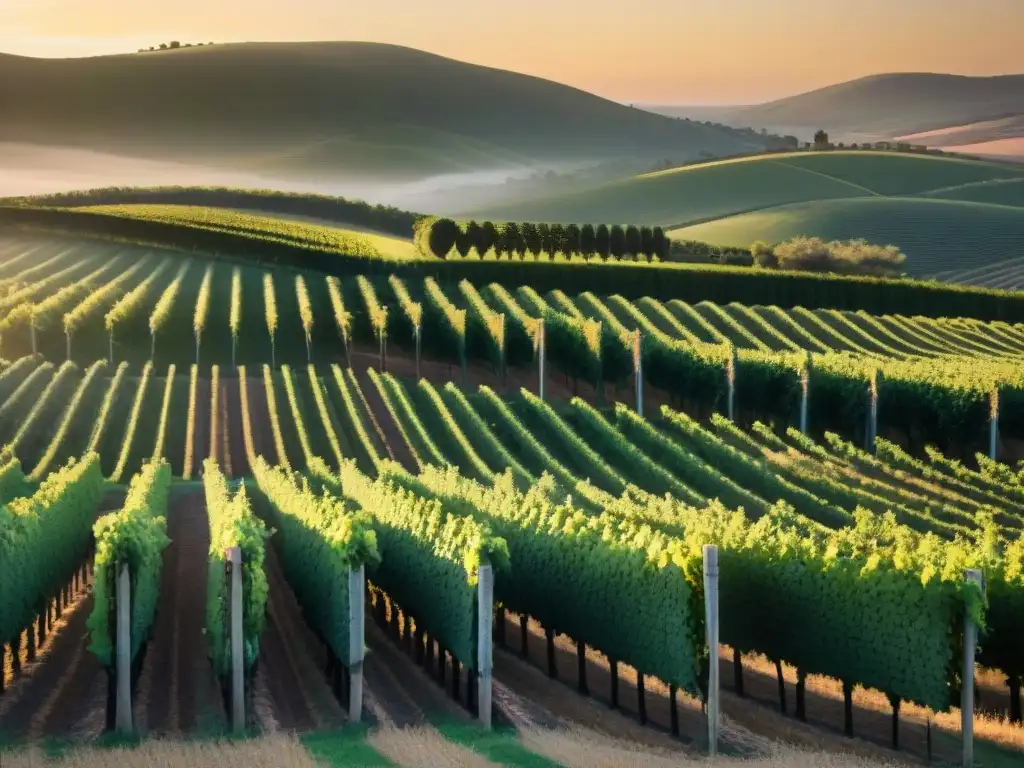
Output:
[{"xmin": 1, "ymin": 0, "xmax": 1022, "ymax": 104}]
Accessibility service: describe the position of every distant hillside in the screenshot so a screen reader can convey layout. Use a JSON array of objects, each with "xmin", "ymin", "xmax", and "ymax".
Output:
[
  {"xmin": 725, "ymin": 73, "xmax": 1024, "ymax": 139},
  {"xmin": 898, "ymin": 115, "xmax": 1024, "ymax": 161},
  {"xmin": 899, "ymin": 115, "xmax": 1024, "ymax": 147},
  {"xmin": 464, "ymin": 150, "xmax": 1024, "ymax": 227},
  {"xmin": 0, "ymin": 42, "xmax": 760, "ymax": 182},
  {"xmin": 669, "ymin": 197, "xmax": 1024, "ymax": 277}
]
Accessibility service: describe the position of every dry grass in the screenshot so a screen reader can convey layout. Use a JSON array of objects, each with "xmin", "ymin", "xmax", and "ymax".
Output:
[
  {"xmin": 504, "ymin": 613, "xmax": 922, "ymax": 764},
  {"xmin": 365, "ymin": 725, "xmax": 501, "ymax": 767},
  {"xmin": 735, "ymin": 650, "xmax": 1024, "ymax": 754},
  {"xmin": 521, "ymin": 726, "xmax": 905, "ymax": 768},
  {"xmin": 0, "ymin": 733, "xmax": 321, "ymax": 768},
  {"xmin": 931, "ymin": 708, "xmax": 1024, "ymax": 753},
  {"xmin": 0, "ymin": 728, "xmax": 911, "ymax": 768}
]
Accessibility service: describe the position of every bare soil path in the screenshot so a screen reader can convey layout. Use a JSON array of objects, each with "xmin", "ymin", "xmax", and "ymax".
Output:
[
  {"xmin": 251, "ymin": 542, "xmax": 347, "ymax": 733},
  {"xmin": 0, "ymin": 490, "xmax": 125, "ymax": 744},
  {"xmin": 192, "ymin": 377, "xmax": 211, "ymax": 471},
  {"xmin": 354, "ymin": 369, "xmax": 417, "ymax": 471},
  {"xmin": 133, "ymin": 488, "xmax": 224, "ymax": 736},
  {"xmin": 244, "ymin": 375, "xmax": 275, "ymax": 466},
  {"xmin": 221, "ymin": 378, "xmax": 250, "ymax": 478}
]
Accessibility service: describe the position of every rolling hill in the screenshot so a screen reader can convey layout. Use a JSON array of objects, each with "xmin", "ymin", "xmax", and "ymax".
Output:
[
  {"xmin": 465, "ymin": 150, "xmax": 1024, "ymax": 276},
  {"xmin": 899, "ymin": 115, "xmax": 1024, "ymax": 147},
  {"xmin": 645, "ymin": 73, "xmax": 1024, "ymax": 156},
  {"xmin": 465, "ymin": 150, "xmax": 1024, "ymax": 224},
  {"xmin": 668, "ymin": 197, "xmax": 1024, "ymax": 276},
  {"xmin": 721, "ymin": 73, "xmax": 1024, "ymax": 139},
  {"xmin": 898, "ymin": 115, "xmax": 1024, "ymax": 162},
  {"xmin": 0, "ymin": 42, "xmax": 760, "ymax": 182},
  {"xmin": 922, "ymin": 177, "xmax": 1024, "ymax": 207}
]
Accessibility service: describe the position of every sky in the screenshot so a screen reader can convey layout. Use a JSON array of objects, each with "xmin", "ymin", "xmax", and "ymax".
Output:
[{"xmin": 1, "ymin": 0, "xmax": 1022, "ymax": 104}]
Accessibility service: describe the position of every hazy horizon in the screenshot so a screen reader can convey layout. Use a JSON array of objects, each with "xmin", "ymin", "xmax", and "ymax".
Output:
[{"xmin": 2, "ymin": 0, "xmax": 1022, "ymax": 104}]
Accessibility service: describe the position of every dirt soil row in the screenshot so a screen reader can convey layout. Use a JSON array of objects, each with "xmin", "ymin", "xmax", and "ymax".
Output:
[{"xmin": 0, "ymin": 490, "xmax": 125, "ymax": 744}]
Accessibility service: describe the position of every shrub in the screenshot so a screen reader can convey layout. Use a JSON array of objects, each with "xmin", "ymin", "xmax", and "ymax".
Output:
[
  {"xmin": 722, "ymin": 250, "xmax": 754, "ymax": 267},
  {"xmin": 773, "ymin": 236, "xmax": 905, "ymax": 277},
  {"xmin": 750, "ymin": 240, "xmax": 778, "ymax": 268}
]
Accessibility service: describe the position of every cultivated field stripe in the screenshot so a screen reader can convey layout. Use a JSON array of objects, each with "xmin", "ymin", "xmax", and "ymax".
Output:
[{"xmin": 770, "ymin": 158, "xmax": 882, "ymax": 196}]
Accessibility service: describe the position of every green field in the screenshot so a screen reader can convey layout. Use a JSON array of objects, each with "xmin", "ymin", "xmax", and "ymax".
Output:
[
  {"xmin": 923, "ymin": 177, "xmax": 1024, "ymax": 207},
  {"xmin": 669, "ymin": 197, "xmax": 1024, "ymax": 275},
  {"xmin": 74, "ymin": 204, "xmax": 420, "ymax": 261},
  {"xmin": 466, "ymin": 151, "xmax": 1024, "ymax": 225},
  {"xmin": 465, "ymin": 151, "xmax": 1024, "ymax": 277},
  {"xmin": 0, "ymin": 223, "xmax": 1022, "ymax": 763}
]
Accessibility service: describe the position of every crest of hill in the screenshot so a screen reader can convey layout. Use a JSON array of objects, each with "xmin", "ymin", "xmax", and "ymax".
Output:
[
  {"xmin": 0, "ymin": 42, "xmax": 759, "ymax": 179},
  {"xmin": 463, "ymin": 150, "xmax": 1024, "ymax": 227},
  {"xmin": 729, "ymin": 73, "xmax": 1024, "ymax": 138}
]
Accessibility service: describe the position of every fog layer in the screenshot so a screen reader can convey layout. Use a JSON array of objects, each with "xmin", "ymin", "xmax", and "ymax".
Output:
[{"xmin": 0, "ymin": 142, "xmax": 567, "ymax": 214}]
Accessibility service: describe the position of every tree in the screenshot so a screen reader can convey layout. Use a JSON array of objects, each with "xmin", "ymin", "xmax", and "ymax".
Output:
[
  {"xmin": 595, "ymin": 224, "xmax": 611, "ymax": 258},
  {"xmin": 520, "ymin": 222, "xmax": 542, "ymax": 257},
  {"xmin": 651, "ymin": 227, "xmax": 669, "ymax": 259},
  {"xmin": 159, "ymin": 43, "xmax": 168, "ymax": 50},
  {"xmin": 479, "ymin": 221, "xmax": 499, "ymax": 254},
  {"xmin": 625, "ymin": 225, "xmax": 642, "ymax": 258},
  {"xmin": 454, "ymin": 223, "xmax": 473, "ymax": 257},
  {"xmin": 609, "ymin": 226, "xmax": 627, "ymax": 259},
  {"xmin": 170, "ymin": 41, "xmax": 181, "ymax": 49},
  {"xmin": 813, "ymin": 129, "xmax": 830, "ymax": 148},
  {"xmin": 464, "ymin": 220, "xmax": 484, "ymax": 255},
  {"xmin": 427, "ymin": 218, "xmax": 461, "ymax": 258},
  {"xmin": 549, "ymin": 224, "xmax": 566, "ymax": 256},
  {"xmin": 750, "ymin": 240, "xmax": 778, "ymax": 268},
  {"xmin": 413, "ymin": 216, "xmax": 435, "ymax": 256},
  {"xmin": 640, "ymin": 226, "xmax": 654, "ymax": 257},
  {"xmin": 538, "ymin": 223, "xmax": 554, "ymax": 255},
  {"xmin": 565, "ymin": 224, "xmax": 581, "ymax": 257},
  {"xmin": 501, "ymin": 222, "xmax": 524, "ymax": 258},
  {"xmin": 580, "ymin": 224, "xmax": 597, "ymax": 256}
]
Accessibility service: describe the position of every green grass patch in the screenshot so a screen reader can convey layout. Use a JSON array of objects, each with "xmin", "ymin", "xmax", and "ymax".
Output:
[
  {"xmin": 465, "ymin": 150, "xmax": 1024, "ymax": 227},
  {"xmin": 671, "ymin": 197, "xmax": 1024, "ymax": 276},
  {"xmin": 302, "ymin": 726, "xmax": 397, "ymax": 767},
  {"xmin": 431, "ymin": 719, "xmax": 562, "ymax": 767}
]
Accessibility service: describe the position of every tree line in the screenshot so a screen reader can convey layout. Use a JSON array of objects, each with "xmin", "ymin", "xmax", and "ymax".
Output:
[{"xmin": 417, "ymin": 217, "xmax": 671, "ymax": 261}]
